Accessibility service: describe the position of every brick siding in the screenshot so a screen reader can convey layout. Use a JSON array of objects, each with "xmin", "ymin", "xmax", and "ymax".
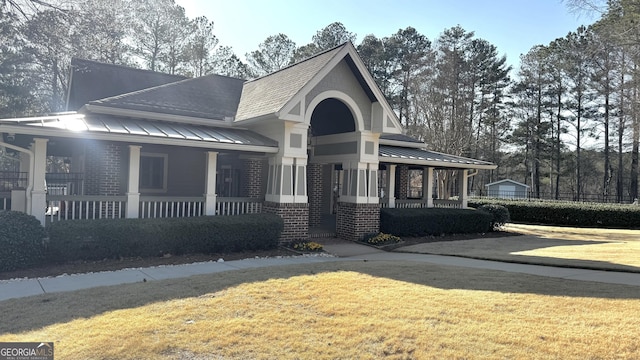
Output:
[
  {"xmin": 263, "ymin": 201, "xmax": 309, "ymax": 241},
  {"xmin": 336, "ymin": 202, "xmax": 380, "ymax": 241},
  {"xmin": 82, "ymin": 141, "xmax": 123, "ymax": 218},
  {"xmin": 242, "ymin": 158, "xmax": 263, "ymax": 198},
  {"xmin": 84, "ymin": 141, "xmax": 122, "ymax": 196},
  {"xmin": 397, "ymin": 165, "xmax": 409, "ymax": 200},
  {"xmin": 307, "ymin": 163, "xmax": 323, "ymax": 226}
]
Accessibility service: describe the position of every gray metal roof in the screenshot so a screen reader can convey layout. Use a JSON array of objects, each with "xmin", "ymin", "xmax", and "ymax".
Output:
[
  {"xmin": 0, "ymin": 114, "xmax": 278, "ymax": 151},
  {"xmin": 379, "ymin": 145, "xmax": 496, "ymax": 169},
  {"xmin": 380, "ymin": 134, "xmax": 423, "ymax": 143}
]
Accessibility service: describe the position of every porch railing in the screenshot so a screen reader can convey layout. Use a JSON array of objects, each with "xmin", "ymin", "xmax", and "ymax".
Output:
[
  {"xmin": 217, "ymin": 197, "xmax": 263, "ymax": 215},
  {"xmin": 0, "ymin": 171, "xmax": 27, "ymax": 192},
  {"xmin": 433, "ymin": 199, "xmax": 463, "ymax": 208},
  {"xmin": 139, "ymin": 196, "xmax": 205, "ymax": 219},
  {"xmin": 379, "ymin": 199, "xmax": 464, "ymax": 209},
  {"xmin": 395, "ymin": 199, "xmax": 430, "ymax": 209},
  {"xmin": 42, "ymin": 195, "xmax": 265, "ymax": 222},
  {"xmin": 0, "ymin": 192, "xmax": 9, "ymax": 210},
  {"xmin": 138, "ymin": 196, "xmax": 263, "ymax": 218},
  {"xmin": 46, "ymin": 195, "xmax": 127, "ymax": 222}
]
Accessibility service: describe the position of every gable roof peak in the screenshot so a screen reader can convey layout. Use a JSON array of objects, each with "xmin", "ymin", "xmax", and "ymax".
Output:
[{"xmin": 245, "ymin": 42, "xmax": 350, "ymax": 84}]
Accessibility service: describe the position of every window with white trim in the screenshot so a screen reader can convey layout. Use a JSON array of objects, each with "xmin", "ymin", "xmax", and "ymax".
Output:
[{"xmin": 139, "ymin": 153, "xmax": 168, "ymax": 192}]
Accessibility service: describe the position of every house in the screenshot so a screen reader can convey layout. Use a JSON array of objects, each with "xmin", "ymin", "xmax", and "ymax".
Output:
[
  {"xmin": 0, "ymin": 42, "xmax": 496, "ymax": 241},
  {"xmin": 485, "ymin": 179, "xmax": 530, "ymax": 199}
]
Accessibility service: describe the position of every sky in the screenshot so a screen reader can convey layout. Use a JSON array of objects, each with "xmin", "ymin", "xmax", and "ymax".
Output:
[{"xmin": 174, "ymin": 0, "xmax": 597, "ymax": 70}]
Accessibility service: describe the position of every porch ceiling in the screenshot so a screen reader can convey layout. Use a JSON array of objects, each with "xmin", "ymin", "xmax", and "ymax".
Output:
[
  {"xmin": 379, "ymin": 145, "xmax": 496, "ymax": 170},
  {"xmin": 0, "ymin": 114, "xmax": 279, "ymax": 153}
]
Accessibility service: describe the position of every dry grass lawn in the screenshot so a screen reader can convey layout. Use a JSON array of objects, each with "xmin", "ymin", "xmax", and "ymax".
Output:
[
  {"xmin": 399, "ymin": 224, "xmax": 640, "ymax": 271},
  {"xmin": 1, "ymin": 260, "xmax": 640, "ymax": 359}
]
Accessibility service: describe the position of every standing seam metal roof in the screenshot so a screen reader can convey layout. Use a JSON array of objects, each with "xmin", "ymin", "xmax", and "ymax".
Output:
[
  {"xmin": 379, "ymin": 145, "xmax": 495, "ymax": 168},
  {"xmin": 0, "ymin": 115, "xmax": 278, "ymax": 148}
]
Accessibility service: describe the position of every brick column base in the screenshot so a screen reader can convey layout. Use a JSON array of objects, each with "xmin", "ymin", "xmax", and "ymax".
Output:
[
  {"xmin": 336, "ymin": 202, "xmax": 380, "ymax": 241},
  {"xmin": 264, "ymin": 202, "xmax": 309, "ymax": 241}
]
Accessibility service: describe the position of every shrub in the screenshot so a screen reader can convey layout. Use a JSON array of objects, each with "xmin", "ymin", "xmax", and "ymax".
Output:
[
  {"xmin": 290, "ymin": 241, "xmax": 323, "ymax": 252},
  {"xmin": 362, "ymin": 232, "xmax": 402, "ymax": 246},
  {"xmin": 0, "ymin": 211, "xmax": 47, "ymax": 271},
  {"xmin": 47, "ymin": 214, "xmax": 284, "ymax": 263},
  {"xmin": 380, "ymin": 208, "xmax": 492, "ymax": 237},
  {"xmin": 477, "ymin": 204, "xmax": 510, "ymax": 231},
  {"xmin": 469, "ymin": 199, "xmax": 640, "ymax": 229}
]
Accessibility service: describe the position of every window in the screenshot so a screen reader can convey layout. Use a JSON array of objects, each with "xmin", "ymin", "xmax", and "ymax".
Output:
[
  {"xmin": 407, "ymin": 168, "xmax": 423, "ymax": 199},
  {"xmin": 140, "ymin": 153, "xmax": 168, "ymax": 192}
]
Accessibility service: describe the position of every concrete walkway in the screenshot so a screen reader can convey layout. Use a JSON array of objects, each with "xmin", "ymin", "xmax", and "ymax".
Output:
[{"xmin": 1, "ymin": 238, "xmax": 640, "ymax": 302}]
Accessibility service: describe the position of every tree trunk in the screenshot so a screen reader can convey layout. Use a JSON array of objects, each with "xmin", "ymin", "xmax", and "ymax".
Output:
[
  {"xmin": 555, "ymin": 88, "xmax": 562, "ymax": 200},
  {"xmin": 603, "ymin": 81, "xmax": 611, "ymax": 202},
  {"xmin": 617, "ymin": 55, "xmax": 625, "ymax": 203}
]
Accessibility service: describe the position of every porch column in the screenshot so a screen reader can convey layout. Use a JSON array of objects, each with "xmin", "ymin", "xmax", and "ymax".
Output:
[
  {"xmin": 263, "ymin": 155, "xmax": 309, "ymax": 241},
  {"xmin": 459, "ymin": 169, "xmax": 468, "ymax": 208},
  {"xmin": 388, "ymin": 164, "xmax": 396, "ymax": 208},
  {"xmin": 424, "ymin": 167, "xmax": 434, "ymax": 207},
  {"xmin": 204, "ymin": 151, "xmax": 218, "ymax": 215},
  {"xmin": 336, "ymin": 161, "xmax": 380, "ymax": 240},
  {"xmin": 126, "ymin": 145, "xmax": 141, "ymax": 218},
  {"xmin": 30, "ymin": 138, "xmax": 47, "ymax": 225}
]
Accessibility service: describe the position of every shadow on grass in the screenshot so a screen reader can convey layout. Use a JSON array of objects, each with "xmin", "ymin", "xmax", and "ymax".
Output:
[
  {"xmin": 396, "ymin": 236, "xmax": 640, "ymax": 273},
  {"xmin": 2, "ymin": 260, "xmax": 640, "ymax": 334}
]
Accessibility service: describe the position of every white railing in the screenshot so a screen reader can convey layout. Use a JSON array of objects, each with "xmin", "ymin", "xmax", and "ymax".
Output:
[
  {"xmin": 433, "ymin": 199, "xmax": 463, "ymax": 208},
  {"xmin": 46, "ymin": 195, "xmax": 127, "ymax": 222},
  {"xmin": 43, "ymin": 195, "xmax": 265, "ymax": 222},
  {"xmin": 217, "ymin": 197, "xmax": 263, "ymax": 215},
  {"xmin": 0, "ymin": 193, "xmax": 9, "ymax": 210},
  {"xmin": 395, "ymin": 199, "xmax": 430, "ymax": 209},
  {"xmin": 379, "ymin": 199, "xmax": 463, "ymax": 209},
  {"xmin": 139, "ymin": 196, "xmax": 205, "ymax": 219}
]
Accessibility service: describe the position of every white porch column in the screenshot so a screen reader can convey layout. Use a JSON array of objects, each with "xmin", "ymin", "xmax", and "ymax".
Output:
[
  {"xmin": 367, "ymin": 163, "xmax": 378, "ymax": 204},
  {"xmin": 459, "ymin": 169, "xmax": 469, "ymax": 208},
  {"xmin": 293, "ymin": 157, "xmax": 308, "ymax": 203},
  {"xmin": 424, "ymin": 167, "xmax": 434, "ymax": 207},
  {"xmin": 204, "ymin": 151, "xmax": 218, "ymax": 215},
  {"xmin": 126, "ymin": 145, "xmax": 141, "ymax": 218},
  {"xmin": 388, "ymin": 164, "xmax": 396, "ymax": 208},
  {"xmin": 30, "ymin": 138, "xmax": 47, "ymax": 225}
]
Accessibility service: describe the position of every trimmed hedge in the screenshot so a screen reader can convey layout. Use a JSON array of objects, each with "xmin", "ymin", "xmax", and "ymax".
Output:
[
  {"xmin": 46, "ymin": 213, "xmax": 284, "ymax": 263},
  {"xmin": 0, "ymin": 211, "xmax": 47, "ymax": 271},
  {"xmin": 477, "ymin": 204, "xmax": 510, "ymax": 231},
  {"xmin": 380, "ymin": 208, "xmax": 492, "ymax": 237},
  {"xmin": 469, "ymin": 199, "xmax": 640, "ymax": 229}
]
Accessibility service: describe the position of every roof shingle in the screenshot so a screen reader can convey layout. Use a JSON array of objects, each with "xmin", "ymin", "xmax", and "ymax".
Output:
[
  {"xmin": 90, "ymin": 74, "xmax": 246, "ymax": 121},
  {"xmin": 67, "ymin": 58, "xmax": 187, "ymax": 111},
  {"xmin": 235, "ymin": 45, "xmax": 345, "ymax": 121}
]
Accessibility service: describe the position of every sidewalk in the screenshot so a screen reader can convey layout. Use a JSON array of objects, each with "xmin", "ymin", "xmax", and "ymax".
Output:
[{"xmin": 2, "ymin": 238, "xmax": 640, "ymax": 302}]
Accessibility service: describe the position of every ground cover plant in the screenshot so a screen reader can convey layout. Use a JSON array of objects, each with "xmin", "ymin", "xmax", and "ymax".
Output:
[{"xmin": 1, "ymin": 261, "xmax": 639, "ymax": 359}]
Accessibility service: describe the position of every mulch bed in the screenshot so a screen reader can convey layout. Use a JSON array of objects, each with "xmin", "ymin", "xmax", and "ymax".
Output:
[
  {"xmin": 0, "ymin": 231, "xmax": 519, "ymax": 281},
  {"xmin": 0, "ymin": 248, "xmax": 297, "ymax": 281}
]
